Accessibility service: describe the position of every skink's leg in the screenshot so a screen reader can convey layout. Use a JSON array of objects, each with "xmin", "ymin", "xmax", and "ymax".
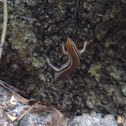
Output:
[
  {"xmin": 61, "ymin": 43, "xmax": 68, "ymax": 55},
  {"xmin": 79, "ymin": 41, "xmax": 87, "ymax": 54},
  {"xmin": 46, "ymin": 58, "xmax": 60, "ymax": 72}
]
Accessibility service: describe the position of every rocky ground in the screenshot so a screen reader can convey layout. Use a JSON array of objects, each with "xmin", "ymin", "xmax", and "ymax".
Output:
[
  {"xmin": 0, "ymin": 0, "xmax": 126, "ymax": 123},
  {"xmin": 0, "ymin": 80, "xmax": 122, "ymax": 126}
]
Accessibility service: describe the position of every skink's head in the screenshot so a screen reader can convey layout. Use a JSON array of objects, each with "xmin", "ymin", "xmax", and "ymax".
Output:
[{"xmin": 66, "ymin": 37, "xmax": 78, "ymax": 53}]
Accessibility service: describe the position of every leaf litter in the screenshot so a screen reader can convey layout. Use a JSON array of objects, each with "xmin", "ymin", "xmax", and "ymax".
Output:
[{"xmin": 0, "ymin": 80, "xmax": 124, "ymax": 126}]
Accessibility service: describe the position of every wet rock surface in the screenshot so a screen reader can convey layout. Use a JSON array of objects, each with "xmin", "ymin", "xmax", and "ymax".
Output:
[{"xmin": 0, "ymin": 0, "xmax": 126, "ymax": 117}]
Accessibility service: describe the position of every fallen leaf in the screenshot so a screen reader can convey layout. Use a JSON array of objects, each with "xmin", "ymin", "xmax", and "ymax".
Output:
[
  {"xmin": 12, "ymin": 93, "xmax": 30, "ymax": 103},
  {"xmin": 117, "ymin": 116, "xmax": 124, "ymax": 124},
  {"xmin": 117, "ymin": 116, "xmax": 126, "ymax": 126},
  {"xmin": 29, "ymin": 100, "xmax": 51, "ymax": 106},
  {"xmin": 10, "ymin": 95, "xmax": 17, "ymax": 105},
  {"xmin": 51, "ymin": 108, "xmax": 67, "ymax": 126},
  {"xmin": 7, "ymin": 113, "xmax": 17, "ymax": 121}
]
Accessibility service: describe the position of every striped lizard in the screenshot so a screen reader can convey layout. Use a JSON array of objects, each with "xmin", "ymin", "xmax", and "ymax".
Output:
[{"xmin": 46, "ymin": 37, "xmax": 87, "ymax": 81}]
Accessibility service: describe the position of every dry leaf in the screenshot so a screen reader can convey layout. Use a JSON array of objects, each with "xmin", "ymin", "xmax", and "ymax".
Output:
[
  {"xmin": 117, "ymin": 116, "xmax": 126, "ymax": 126},
  {"xmin": 12, "ymin": 93, "xmax": 30, "ymax": 103},
  {"xmin": 31, "ymin": 106, "xmax": 52, "ymax": 114},
  {"xmin": 13, "ymin": 93, "xmax": 51, "ymax": 106},
  {"xmin": 7, "ymin": 113, "xmax": 17, "ymax": 121},
  {"xmin": 29, "ymin": 100, "xmax": 51, "ymax": 106},
  {"xmin": 117, "ymin": 116, "xmax": 124, "ymax": 124},
  {"xmin": 51, "ymin": 108, "xmax": 67, "ymax": 126},
  {"xmin": 10, "ymin": 95, "xmax": 17, "ymax": 105}
]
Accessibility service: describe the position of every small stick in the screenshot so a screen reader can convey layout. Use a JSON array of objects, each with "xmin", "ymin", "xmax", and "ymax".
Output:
[
  {"xmin": 17, "ymin": 101, "xmax": 40, "ymax": 121},
  {"xmin": 0, "ymin": 0, "xmax": 8, "ymax": 60}
]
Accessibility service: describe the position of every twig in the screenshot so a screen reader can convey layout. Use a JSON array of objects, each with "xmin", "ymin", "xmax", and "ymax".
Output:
[
  {"xmin": 0, "ymin": 80, "xmax": 19, "ymax": 92},
  {"xmin": 0, "ymin": 80, "xmax": 30, "ymax": 103},
  {"xmin": 17, "ymin": 101, "xmax": 40, "ymax": 121},
  {"xmin": 0, "ymin": 0, "xmax": 8, "ymax": 60},
  {"xmin": 0, "ymin": 80, "xmax": 51, "ymax": 106}
]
